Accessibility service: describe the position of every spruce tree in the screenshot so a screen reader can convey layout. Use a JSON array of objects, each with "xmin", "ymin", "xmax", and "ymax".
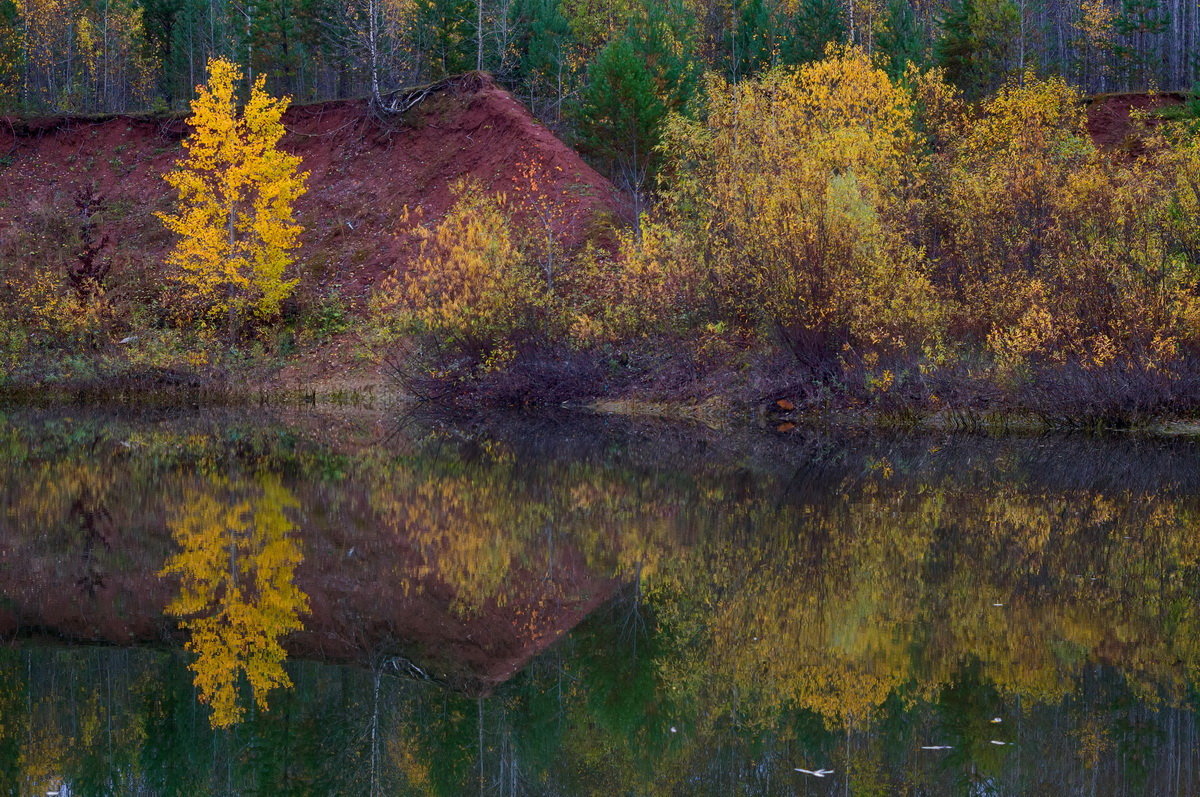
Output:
[
  {"xmin": 1114, "ymin": 0, "xmax": 1169, "ymax": 86},
  {"xmin": 412, "ymin": 0, "xmax": 475, "ymax": 78},
  {"xmin": 0, "ymin": 0, "xmax": 19, "ymax": 110},
  {"xmin": 632, "ymin": 0, "xmax": 702, "ymax": 114},
  {"xmin": 937, "ymin": 0, "xmax": 1017, "ymax": 96},
  {"xmin": 574, "ymin": 36, "xmax": 664, "ymax": 179},
  {"xmin": 511, "ymin": 0, "xmax": 572, "ymax": 113},
  {"xmin": 573, "ymin": 0, "xmax": 700, "ymax": 193},
  {"xmin": 245, "ymin": 0, "xmax": 305, "ymax": 92},
  {"xmin": 936, "ymin": 0, "xmax": 978, "ymax": 92},
  {"xmin": 779, "ymin": 0, "xmax": 846, "ymax": 66},
  {"xmin": 727, "ymin": 0, "xmax": 777, "ymax": 80},
  {"xmin": 875, "ymin": 0, "xmax": 926, "ymax": 80},
  {"xmin": 972, "ymin": 0, "xmax": 1018, "ymax": 92}
]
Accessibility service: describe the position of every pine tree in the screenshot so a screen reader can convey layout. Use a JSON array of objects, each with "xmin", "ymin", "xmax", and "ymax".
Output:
[
  {"xmin": 0, "ymin": 0, "xmax": 19, "ymax": 110},
  {"xmin": 156, "ymin": 58, "xmax": 309, "ymax": 338},
  {"xmin": 875, "ymin": 0, "xmax": 926, "ymax": 79},
  {"xmin": 573, "ymin": 0, "xmax": 700, "ymax": 201},
  {"xmin": 727, "ymin": 0, "xmax": 776, "ymax": 80},
  {"xmin": 1114, "ymin": 0, "xmax": 1169, "ymax": 86},
  {"xmin": 936, "ymin": 0, "xmax": 1016, "ymax": 96},
  {"xmin": 780, "ymin": 0, "xmax": 846, "ymax": 66},
  {"xmin": 245, "ymin": 0, "xmax": 327, "ymax": 95},
  {"xmin": 411, "ymin": 0, "xmax": 474, "ymax": 77},
  {"xmin": 510, "ymin": 0, "xmax": 572, "ymax": 116},
  {"xmin": 575, "ymin": 35, "xmax": 664, "ymax": 179},
  {"xmin": 972, "ymin": 0, "xmax": 1018, "ymax": 92},
  {"xmin": 156, "ymin": 0, "xmax": 211, "ymax": 107},
  {"xmin": 936, "ymin": 0, "xmax": 978, "ymax": 91},
  {"xmin": 631, "ymin": 0, "xmax": 701, "ymax": 113}
]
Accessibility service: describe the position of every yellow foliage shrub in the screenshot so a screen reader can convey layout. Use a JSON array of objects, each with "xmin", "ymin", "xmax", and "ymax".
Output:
[
  {"xmin": 11, "ymin": 270, "xmax": 110, "ymax": 344},
  {"xmin": 938, "ymin": 74, "xmax": 1200, "ymax": 372},
  {"xmin": 601, "ymin": 46, "xmax": 942, "ymax": 360},
  {"xmin": 565, "ymin": 222, "xmax": 705, "ymax": 343},
  {"xmin": 1161, "ymin": 126, "xmax": 1200, "ymax": 271},
  {"xmin": 372, "ymin": 178, "xmax": 546, "ymax": 361},
  {"xmin": 0, "ymin": 318, "xmax": 26, "ymax": 379}
]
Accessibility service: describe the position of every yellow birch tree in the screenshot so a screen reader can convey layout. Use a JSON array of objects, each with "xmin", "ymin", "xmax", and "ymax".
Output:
[{"xmin": 157, "ymin": 57, "xmax": 308, "ymax": 338}]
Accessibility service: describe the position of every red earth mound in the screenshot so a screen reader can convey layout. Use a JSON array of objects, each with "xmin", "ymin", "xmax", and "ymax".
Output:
[
  {"xmin": 1086, "ymin": 91, "xmax": 1186, "ymax": 150},
  {"xmin": 0, "ymin": 73, "xmax": 623, "ymax": 306}
]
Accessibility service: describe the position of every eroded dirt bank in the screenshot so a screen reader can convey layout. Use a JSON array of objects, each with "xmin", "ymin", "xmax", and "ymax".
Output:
[{"xmin": 0, "ymin": 73, "xmax": 622, "ymax": 305}]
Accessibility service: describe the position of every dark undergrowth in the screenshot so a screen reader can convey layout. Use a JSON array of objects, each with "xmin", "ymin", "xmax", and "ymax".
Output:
[{"xmin": 387, "ymin": 336, "xmax": 1200, "ymax": 432}]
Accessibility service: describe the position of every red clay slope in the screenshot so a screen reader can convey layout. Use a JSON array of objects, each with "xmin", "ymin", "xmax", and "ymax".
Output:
[
  {"xmin": 0, "ymin": 73, "xmax": 623, "ymax": 305},
  {"xmin": 1086, "ymin": 91, "xmax": 1186, "ymax": 150}
]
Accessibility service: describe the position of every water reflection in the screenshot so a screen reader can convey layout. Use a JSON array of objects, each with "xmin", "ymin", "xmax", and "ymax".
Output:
[
  {"xmin": 160, "ymin": 475, "xmax": 308, "ymax": 727},
  {"xmin": 1, "ymin": 408, "xmax": 1200, "ymax": 793}
]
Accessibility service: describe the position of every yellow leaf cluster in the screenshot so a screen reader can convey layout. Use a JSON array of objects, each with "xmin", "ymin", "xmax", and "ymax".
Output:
[
  {"xmin": 159, "ymin": 474, "xmax": 309, "ymax": 728},
  {"xmin": 372, "ymin": 178, "xmax": 544, "ymax": 360},
  {"xmin": 156, "ymin": 58, "xmax": 308, "ymax": 331},
  {"xmin": 10, "ymin": 269, "xmax": 110, "ymax": 342},
  {"xmin": 582, "ymin": 46, "xmax": 941, "ymax": 354},
  {"xmin": 938, "ymin": 74, "xmax": 1200, "ymax": 369}
]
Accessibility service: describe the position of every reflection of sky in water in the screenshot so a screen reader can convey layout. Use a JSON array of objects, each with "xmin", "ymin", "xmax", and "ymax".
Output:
[{"xmin": 2, "ymin": 408, "xmax": 1200, "ymax": 794}]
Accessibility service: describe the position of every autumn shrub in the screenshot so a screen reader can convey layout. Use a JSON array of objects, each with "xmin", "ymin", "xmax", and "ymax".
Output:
[
  {"xmin": 10, "ymin": 271, "xmax": 112, "ymax": 346},
  {"xmin": 0, "ymin": 318, "xmax": 26, "ymax": 381},
  {"xmin": 599, "ymin": 47, "xmax": 943, "ymax": 370},
  {"xmin": 935, "ymin": 75, "xmax": 1200, "ymax": 378},
  {"xmin": 371, "ymin": 178, "xmax": 551, "ymax": 372},
  {"xmin": 1161, "ymin": 124, "xmax": 1200, "ymax": 268},
  {"xmin": 564, "ymin": 224, "xmax": 705, "ymax": 344},
  {"xmin": 0, "ymin": 192, "xmax": 115, "ymax": 348}
]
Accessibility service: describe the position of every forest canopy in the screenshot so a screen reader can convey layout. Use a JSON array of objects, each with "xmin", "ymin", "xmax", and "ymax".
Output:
[{"xmin": 0, "ymin": 0, "xmax": 1194, "ymax": 120}]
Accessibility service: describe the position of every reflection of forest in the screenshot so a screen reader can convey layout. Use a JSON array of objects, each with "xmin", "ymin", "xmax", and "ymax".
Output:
[{"xmin": 2, "ymin": 410, "xmax": 1200, "ymax": 792}]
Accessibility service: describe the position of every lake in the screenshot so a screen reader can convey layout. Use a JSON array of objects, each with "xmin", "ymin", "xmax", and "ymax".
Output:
[{"xmin": 2, "ymin": 406, "xmax": 1199, "ymax": 795}]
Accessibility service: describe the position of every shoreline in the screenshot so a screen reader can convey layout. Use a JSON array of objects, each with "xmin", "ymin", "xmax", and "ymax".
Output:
[{"xmin": 6, "ymin": 371, "xmax": 1200, "ymax": 438}]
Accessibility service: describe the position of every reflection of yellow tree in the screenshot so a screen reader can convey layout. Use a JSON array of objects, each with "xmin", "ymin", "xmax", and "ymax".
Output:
[
  {"xmin": 647, "ymin": 471, "xmax": 1200, "ymax": 731},
  {"xmin": 160, "ymin": 475, "xmax": 308, "ymax": 728},
  {"xmin": 367, "ymin": 452, "xmax": 679, "ymax": 616}
]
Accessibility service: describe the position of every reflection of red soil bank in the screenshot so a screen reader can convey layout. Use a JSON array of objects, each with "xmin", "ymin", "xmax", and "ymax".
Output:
[
  {"xmin": 0, "ymin": 517, "xmax": 619, "ymax": 694},
  {"xmin": 0, "ymin": 72, "xmax": 623, "ymax": 305}
]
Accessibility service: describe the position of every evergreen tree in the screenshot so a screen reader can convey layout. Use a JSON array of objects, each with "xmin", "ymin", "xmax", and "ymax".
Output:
[
  {"xmin": 574, "ymin": 35, "xmax": 664, "ymax": 182},
  {"xmin": 936, "ymin": 0, "xmax": 978, "ymax": 91},
  {"xmin": 159, "ymin": 0, "xmax": 210, "ymax": 108},
  {"xmin": 412, "ymin": 0, "xmax": 475, "ymax": 78},
  {"xmin": 1114, "ymin": 0, "xmax": 1169, "ymax": 86},
  {"xmin": 510, "ymin": 0, "xmax": 572, "ymax": 115},
  {"xmin": 140, "ymin": 0, "xmax": 183, "ymax": 100},
  {"xmin": 573, "ymin": 0, "xmax": 700, "ymax": 193},
  {"xmin": 937, "ymin": 0, "xmax": 1017, "ymax": 96},
  {"xmin": 875, "ymin": 0, "xmax": 926, "ymax": 80},
  {"xmin": 632, "ymin": 0, "xmax": 702, "ymax": 114},
  {"xmin": 779, "ymin": 0, "xmax": 846, "ymax": 66},
  {"xmin": 971, "ymin": 0, "xmax": 1018, "ymax": 91},
  {"xmin": 0, "ymin": 0, "xmax": 20, "ymax": 110},
  {"xmin": 246, "ymin": 0, "xmax": 307, "ymax": 93},
  {"xmin": 726, "ymin": 0, "xmax": 776, "ymax": 80}
]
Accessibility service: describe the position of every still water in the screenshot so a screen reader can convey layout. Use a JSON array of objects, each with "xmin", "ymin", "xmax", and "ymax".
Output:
[{"xmin": 2, "ymin": 407, "xmax": 1200, "ymax": 795}]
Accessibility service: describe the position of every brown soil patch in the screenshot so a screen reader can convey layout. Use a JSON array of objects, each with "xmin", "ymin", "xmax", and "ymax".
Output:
[{"xmin": 1086, "ymin": 91, "xmax": 1186, "ymax": 150}]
